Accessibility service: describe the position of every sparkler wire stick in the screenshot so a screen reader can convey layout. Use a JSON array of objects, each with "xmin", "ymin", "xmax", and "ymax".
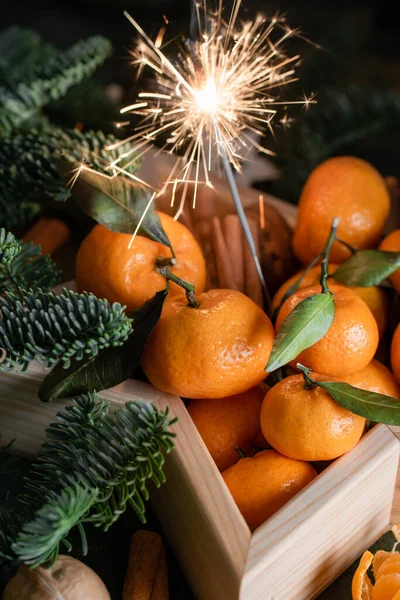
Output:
[{"xmin": 215, "ymin": 125, "xmax": 271, "ymax": 311}]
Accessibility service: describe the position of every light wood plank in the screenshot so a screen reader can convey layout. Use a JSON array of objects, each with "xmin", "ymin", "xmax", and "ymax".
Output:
[
  {"xmin": 0, "ymin": 365, "xmax": 250, "ymax": 600},
  {"xmin": 0, "ymin": 363, "xmax": 164, "ymax": 456},
  {"xmin": 388, "ymin": 426, "xmax": 400, "ymax": 522},
  {"xmin": 241, "ymin": 425, "xmax": 399, "ymax": 600},
  {"xmin": 152, "ymin": 393, "xmax": 251, "ymax": 600}
]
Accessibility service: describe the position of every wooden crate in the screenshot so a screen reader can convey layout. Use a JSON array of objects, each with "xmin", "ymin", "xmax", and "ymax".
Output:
[
  {"xmin": 2, "ymin": 192, "xmax": 400, "ymax": 600},
  {"xmin": 0, "ymin": 363, "xmax": 399, "ymax": 600}
]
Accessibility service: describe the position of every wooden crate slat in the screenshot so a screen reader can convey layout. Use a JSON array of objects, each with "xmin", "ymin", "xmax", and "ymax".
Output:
[
  {"xmin": 241, "ymin": 424, "xmax": 399, "ymax": 600},
  {"xmin": 151, "ymin": 392, "xmax": 251, "ymax": 600}
]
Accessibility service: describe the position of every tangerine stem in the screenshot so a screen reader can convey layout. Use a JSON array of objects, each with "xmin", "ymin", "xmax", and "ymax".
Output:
[
  {"xmin": 157, "ymin": 267, "xmax": 199, "ymax": 308},
  {"xmin": 297, "ymin": 363, "xmax": 316, "ymax": 390},
  {"xmin": 272, "ymin": 251, "xmax": 324, "ymax": 322},
  {"xmin": 320, "ymin": 217, "xmax": 340, "ymax": 294},
  {"xmin": 235, "ymin": 446, "xmax": 247, "ymax": 459},
  {"xmin": 156, "ymin": 256, "xmax": 177, "ymax": 269}
]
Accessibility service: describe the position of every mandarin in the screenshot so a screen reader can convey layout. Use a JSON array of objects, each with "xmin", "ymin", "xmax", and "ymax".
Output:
[
  {"xmin": 76, "ymin": 211, "xmax": 206, "ymax": 311},
  {"xmin": 276, "ymin": 283, "xmax": 379, "ymax": 376},
  {"xmin": 260, "ymin": 373, "xmax": 366, "ymax": 461},
  {"xmin": 343, "ymin": 359, "xmax": 400, "ymax": 399},
  {"xmin": 379, "ymin": 229, "xmax": 400, "ymax": 295},
  {"xmin": 187, "ymin": 386, "xmax": 265, "ymax": 471},
  {"xmin": 293, "ymin": 156, "xmax": 390, "ymax": 265},
  {"xmin": 391, "ymin": 324, "xmax": 400, "ymax": 385},
  {"xmin": 353, "ymin": 550, "xmax": 400, "ymax": 600},
  {"xmin": 272, "ymin": 265, "xmax": 388, "ymax": 338},
  {"xmin": 222, "ymin": 449, "xmax": 317, "ymax": 531},
  {"xmin": 141, "ymin": 289, "xmax": 274, "ymax": 399}
]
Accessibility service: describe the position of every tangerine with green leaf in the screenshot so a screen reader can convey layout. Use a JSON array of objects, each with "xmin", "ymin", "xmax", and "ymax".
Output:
[
  {"xmin": 187, "ymin": 386, "xmax": 265, "ymax": 471},
  {"xmin": 293, "ymin": 156, "xmax": 390, "ymax": 265},
  {"xmin": 76, "ymin": 211, "xmax": 207, "ymax": 311},
  {"xmin": 379, "ymin": 229, "xmax": 400, "ymax": 295},
  {"xmin": 275, "ymin": 283, "xmax": 379, "ymax": 376},
  {"xmin": 222, "ymin": 449, "xmax": 317, "ymax": 531},
  {"xmin": 343, "ymin": 359, "xmax": 400, "ymax": 399},
  {"xmin": 260, "ymin": 373, "xmax": 366, "ymax": 461},
  {"xmin": 141, "ymin": 289, "xmax": 274, "ymax": 399},
  {"xmin": 391, "ymin": 324, "xmax": 400, "ymax": 386},
  {"xmin": 272, "ymin": 265, "xmax": 388, "ymax": 338}
]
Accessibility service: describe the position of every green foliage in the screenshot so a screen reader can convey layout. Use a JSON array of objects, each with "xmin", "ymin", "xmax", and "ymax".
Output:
[
  {"xmin": 0, "ymin": 27, "xmax": 138, "ymax": 228},
  {"xmin": 5, "ymin": 394, "xmax": 176, "ymax": 567},
  {"xmin": 13, "ymin": 486, "xmax": 97, "ymax": 567},
  {"xmin": 333, "ymin": 250, "xmax": 400, "ymax": 287},
  {"xmin": 298, "ymin": 365, "xmax": 400, "ymax": 426},
  {"xmin": 266, "ymin": 293, "xmax": 335, "ymax": 372},
  {"xmin": 39, "ymin": 288, "xmax": 168, "ymax": 402},
  {"xmin": 0, "ymin": 228, "xmax": 60, "ymax": 293},
  {"xmin": 0, "ymin": 36, "xmax": 112, "ymax": 136},
  {"xmin": 0, "ymin": 129, "xmax": 137, "ymax": 227},
  {"xmin": 58, "ymin": 156, "xmax": 169, "ymax": 244},
  {"xmin": 268, "ymin": 87, "xmax": 400, "ymax": 202},
  {"xmin": 0, "ymin": 288, "xmax": 132, "ymax": 371},
  {"xmin": 0, "ymin": 27, "xmax": 53, "ymax": 86}
]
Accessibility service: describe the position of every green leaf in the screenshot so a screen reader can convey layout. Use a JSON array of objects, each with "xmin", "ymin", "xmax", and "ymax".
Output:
[
  {"xmin": 317, "ymin": 380, "xmax": 400, "ymax": 425},
  {"xmin": 57, "ymin": 158, "xmax": 171, "ymax": 248},
  {"xmin": 333, "ymin": 250, "xmax": 400, "ymax": 287},
  {"xmin": 39, "ymin": 288, "xmax": 167, "ymax": 402},
  {"xmin": 266, "ymin": 293, "xmax": 335, "ymax": 372}
]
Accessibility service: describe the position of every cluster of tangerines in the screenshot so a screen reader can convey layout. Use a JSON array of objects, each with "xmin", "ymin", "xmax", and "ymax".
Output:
[{"xmin": 76, "ymin": 156, "xmax": 400, "ymax": 538}]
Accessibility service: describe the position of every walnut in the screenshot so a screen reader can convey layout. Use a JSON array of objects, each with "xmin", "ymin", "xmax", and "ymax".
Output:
[{"xmin": 2, "ymin": 555, "xmax": 110, "ymax": 600}]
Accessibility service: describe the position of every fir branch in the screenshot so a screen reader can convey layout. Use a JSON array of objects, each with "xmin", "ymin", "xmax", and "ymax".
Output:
[
  {"xmin": 0, "ymin": 228, "xmax": 60, "ymax": 294},
  {"xmin": 0, "ymin": 27, "xmax": 54, "ymax": 86},
  {"xmin": 0, "ymin": 289, "xmax": 132, "ymax": 371},
  {"xmin": 0, "ymin": 128, "xmax": 138, "ymax": 228},
  {"xmin": 46, "ymin": 78, "xmax": 121, "ymax": 132},
  {"xmin": 268, "ymin": 86, "xmax": 400, "ymax": 202},
  {"xmin": 9, "ymin": 394, "xmax": 176, "ymax": 567},
  {"xmin": 12, "ymin": 486, "xmax": 98, "ymax": 568},
  {"xmin": 0, "ymin": 36, "xmax": 112, "ymax": 136}
]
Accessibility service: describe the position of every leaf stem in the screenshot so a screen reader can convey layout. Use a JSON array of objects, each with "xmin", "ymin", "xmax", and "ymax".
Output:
[
  {"xmin": 272, "ymin": 252, "xmax": 323, "ymax": 322},
  {"xmin": 320, "ymin": 218, "xmax": 340, "ymax": 294},
  {"xmin": 157, "ymin": 267, "xmax": 199, "ymax": 308},
  {"xmin": 336, "ymin": 238, "xmax": 356, "ymax": 255},
  {"xmin": 235, "ymin": 446, "xmax": 247, "ymax": 459},
  {"xmin": 297, "ymin": 363, "xmax": 317, "ymax": 389}
]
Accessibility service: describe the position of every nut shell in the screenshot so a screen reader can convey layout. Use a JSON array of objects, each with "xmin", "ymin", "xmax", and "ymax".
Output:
[{"xmin": 2, "ymin": 555, "xmax": 110, "ymax": 600}]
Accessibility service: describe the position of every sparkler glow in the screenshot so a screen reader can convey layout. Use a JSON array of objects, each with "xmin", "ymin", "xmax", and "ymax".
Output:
[
  {"xmin": 108, "ymin": 0, "xmax": 314, "ymax": 217},
  {"xmin": 102, "ymin": 0, "xmax": 316, "ymax": 309}
]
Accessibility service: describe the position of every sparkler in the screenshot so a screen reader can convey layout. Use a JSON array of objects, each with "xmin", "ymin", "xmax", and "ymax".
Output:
[{"xmin": 108, "ymin": 0, "xmax": 315, "ymax": 307}]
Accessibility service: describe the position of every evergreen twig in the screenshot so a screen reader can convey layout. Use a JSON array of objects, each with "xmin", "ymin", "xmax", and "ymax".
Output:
[
  {"xmin": 0, "ymin": 36, "xmax": 112, "ymax": 136},
  {"xmin": 0, "ymin": 228, "xmax": 60, "ymax": 294},
  {"xmin": 3, "ymin": 394, "xmax": 176, "ymax": 567},
  {"xmin": 268, "ymin": 87, "xmax": 400, "ymax": 202},
  {"xmin": 0, "ymin": 288, "xmax": 132, "ymax": 371},
  {"xmin": 0, "ymin": 129, "xmax": 138, "ymax": 228}
]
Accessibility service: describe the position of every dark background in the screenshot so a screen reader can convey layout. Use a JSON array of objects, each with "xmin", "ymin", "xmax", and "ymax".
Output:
[
  {"xmin": 2, "ymin": 0, "xmax": 400, "ymax": 94},
  {"xmin": 1, "ymin": 1, "xmax": 399, "ymax": 598}
]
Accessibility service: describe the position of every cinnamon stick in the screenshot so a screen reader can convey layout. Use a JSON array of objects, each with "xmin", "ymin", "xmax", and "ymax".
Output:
[
  {"xmin": 222, "ymin": 214, "xmax": 244, "ymax": 292},
  {"xmin": 243, "ymin": 217, "xmax": 262, "ymax": 306},
  {"xmin": 23, "ymin": 217, "xmax": 70, "ymax": 255},
  {"xmin": 123, "ymin": 531, "xmax": 169, "ymax": 600},
  {"xmin": 194, "ymin": 219, "xmax": 219, "ymax": 289},
  {"xmin": 211, "ymin": 216, "xmax": 236, "ymax": 289}
]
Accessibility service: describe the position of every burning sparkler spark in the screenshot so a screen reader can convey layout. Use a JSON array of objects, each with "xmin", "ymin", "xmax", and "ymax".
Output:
[{"xmin": 108, "ymin": 0, "xmax": 314, "ymax": 217}]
